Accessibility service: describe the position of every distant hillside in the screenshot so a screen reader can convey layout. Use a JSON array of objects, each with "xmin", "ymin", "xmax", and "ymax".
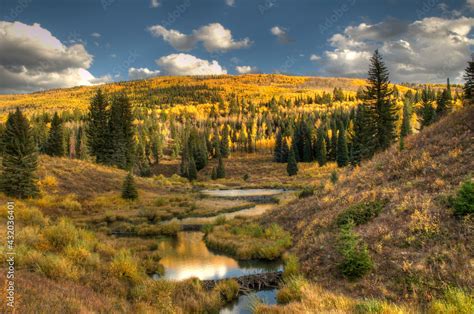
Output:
[
  {"xmin": 0, "ymin": 74, "xmax": 390, "ymax": 118},
  {"xmin": 266, "ymin": 105, "xmax": 473, "ymax": 302}
]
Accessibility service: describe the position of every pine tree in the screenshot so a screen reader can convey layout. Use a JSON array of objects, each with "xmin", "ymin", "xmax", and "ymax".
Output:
[
  {"xmin": 188, "ymin": 157, "xmax": 198, "ymax": 181},
  {"xmin": 419, "ymin": 88, "xmax": 436, "ymax": 129},
  {"xmin": 216, "ymin": 156, "xmax": 226, "ymax": 179},
  {"xmin": 351, "ymin": 104, "xmax": 376, "ymax": 165},
  {"xmin": 105, "ymin": 93, "xmax": 134, "ymax": 169},
  {"xmin": 44, "ymin": 112, "xmax": 65, "ymax": 156},
  {"xmin": 75, "ymin": 126, "xmax": 84, "ymax": 159},
  {"xmin": 87, "ymin": 89, "xmax": 109, "ymax": 163},
  {"xmin": 365, "ymin": 50, "xmax": 397, "ymax": 152},
  {"xmin": 274, "ymin": 129, "xmax": 283, "ymax": 162},
  {"xmin": 0, "ymin": 109, "xmax": 39, "ymax": 198},
  {"xmin": 211, "ymin": 167, "xmax": 217, "ymax": 180},
  {"xmin": 281, "ymin": 138, "xmax": 290, "ymax": 163},
  {"xmin": 464, "ymin": 57, "xmax": 474, "ymax": 104},
  {"xmin": 336, "ymin": 127, "xmax": 349, "ymax": 167},
  {"xmin": 121, "ymin": 172, "xmax": 138, "ymax": 200},
  {"xmin": 287, "ymin": 148, "xmax": 298, "ymax": 176},
  {"xmin": 220, "ymin": 125, "xmax": 230, "ymax": 158},
  {"xmin": 315, "ymin": 129, "xmax": 327, "ymax": 167}
]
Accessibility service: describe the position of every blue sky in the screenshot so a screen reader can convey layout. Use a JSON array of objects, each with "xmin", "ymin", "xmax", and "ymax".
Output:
[{"xmin": 0, "ymin": 0, "xmax": 473, "ymax": 93}]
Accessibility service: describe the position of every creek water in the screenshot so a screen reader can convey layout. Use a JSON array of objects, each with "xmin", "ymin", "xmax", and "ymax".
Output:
[{"xmin": 154, "ymin": 189, "xmax": 286, "ymax": 312}]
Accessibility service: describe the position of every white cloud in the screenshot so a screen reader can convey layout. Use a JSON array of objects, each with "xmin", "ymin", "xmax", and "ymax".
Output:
[
  {"xmin": 156, "ymin": 53, "xmax": 227, "ymax": 75},
  {"xmin": 148, "ymin": 25, "xmax": 196, "ymax": 50},
  {"xmin": 309, "ymin": 54, "xmax": 321, "ymax": 61},
  {"xmin": 0, "ymin": 21, "xmax": 109, "ymax": 93},
  {"xmin": 271, "ymin": 26, "xmax": 290, "ymax": 44},
  {"xmin": 148, "ymin": 23, "xmax": 251, "ymax": 52},
  {"xmin": 320, "ymin": 17, "xmax": 474, "ymax": 82},
  {"xmin": 225, "ymin": 0, "xmax": 235, "ymax": 7},
  {"xmin": 468, "ymin": 0, "xmax": 474, "ymax": 8},
  {"xmin": 91, "ymin": 32, "xmax": 101, "ymax": 38},
  {"xmin": 128, "ymin": 67, "xmax": 161, "ymax": 80},
  {"xmin": 150, "ymin": 0, "xmax": 160, "ymax": 8},
  {"xmin": 235, "ymin": 65, "xmax": 258, "ymax": 74}
]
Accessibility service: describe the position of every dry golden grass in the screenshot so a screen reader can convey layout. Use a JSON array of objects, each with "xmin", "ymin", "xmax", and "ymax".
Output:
[{"xmin": 267, "ymin": 106, "xmax": 474, "ymax": 303}]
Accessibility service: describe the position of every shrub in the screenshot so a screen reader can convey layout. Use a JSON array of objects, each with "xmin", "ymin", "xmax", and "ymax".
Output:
[
  {"xmin": 36, "ymin": 254, "xmax": 80, "ymax": 281},
  {"xmin": 428, "ymin": 287, "xmax": 474, "ymax": 314},
  {"xmin": 336, "ymin": 201, "xmax": 385, "ymax": 227},
  {"xmin": 283, "ymin": 253, "xmax": 300, "ymax": 280},
  {"xmin": 214, "ymin": 279, "xmax": 240, "ymax": 302},
  {"xmin": 337, "ymin": 221, "xmax": 373, "ymax": 280},
  {"xmin": 276, "ymin": 276, "xmax": 307, "ymax": 304},
  {"xmin": 330, "ymin": 170, "xmax": 338, "ymax": 184},
  {"xmin": 451, "ymin": 180, "xmax": 474, "ymax": 217},
  {"xmin": 43, "ymin": 218, "xmax": 80, "ymax": 251},
  {"xmin": 109, "ymin": 249, "xmax": 144, "ymax": 285},
  {"xmin": 299, "ymin": 186, "xmax": 314, "ymax": 198}
]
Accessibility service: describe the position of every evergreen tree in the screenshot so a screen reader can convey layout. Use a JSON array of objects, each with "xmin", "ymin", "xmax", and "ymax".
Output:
[
  {"xmin": 281, "ymin": 138, "xmax": 290, "ymax": 163},
  {"xmin": 365, "ymin": 50, "xmax": 397, "ymax": 152},
  {"xmin": 121, "ymin": 172, "xmax": 138, "ymax": 200},
  {"xmin": 287, "ymin": 148, "xmax": 298, "ymax": 176},
  {"xmin": 105, "ymin": 93, "xmax": 134, "ymax": 169},
  {"xmin": 351, "ymin": 104, "xmax": 376, "ymax": 165},
  {"xmin": 220, "ymin": 125, "xmax": 230, "ymax": 158},
  {"xmin": 188, "ymin": 157, "xmax": 198, "ymax": 181},
  {"xmin": 419, "ymin": 88, "xmax": 436, "ymax": 129},
  {"xmin": 464, "ymin": 57, "xmax": 474, "ymax": 104},
  {"xmin": 75, "ymin": 126, "xmax": 84, "ymax": 159},
  {"xmin": 44, "ymin": 112, "xmax": 65, "ymax": 156},
  {"xmin": 87, "ymin": 89, "xmax": 109, "ymax": 163},
  {"xmin": 336, "ymin": 127, "xmax": 349, "ymax": 167},
  {"xmin": 315, "ymin": 129, "xmax": 327, "ymax": 167},
  {"xmin": 216, "ymin": 156, "xmax": 226, "ymax": 179},
  {"xmin": 211, "ymin": 167, "xmax": 217, "ymax": 180},
  {"xmin": 274, "ymin": 129, "xmax": 283, "ymax": 162},
  {"xmin": 0, "ymin": 109, "xmax": 39, "ymax": 198}
]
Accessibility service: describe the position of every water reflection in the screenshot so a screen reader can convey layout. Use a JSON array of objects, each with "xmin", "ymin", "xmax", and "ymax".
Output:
[
  {"xmin": 201, "ymin": 189, "xmax": 285, "ymax": 198},
  {"xmin": 178, "ymin": 204, "xmax": 275, "ymax": 225},
  {"xmin": 220, "ymin": 289, "xmax": 277, "ymax": 314},
  {"xmin": 154, "ymin": 232, "xmax": 282, "ymax": 281}
]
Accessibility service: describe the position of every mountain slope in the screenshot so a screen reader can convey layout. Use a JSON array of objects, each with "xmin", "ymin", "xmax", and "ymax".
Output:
[{"xmin": 267, "ymin": 106, "xmax": 474, "ymax": 302}]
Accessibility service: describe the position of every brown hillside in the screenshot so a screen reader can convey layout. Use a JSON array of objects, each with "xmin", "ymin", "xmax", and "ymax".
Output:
[{"xmin": 267, "ymin": 106, "xmax": 474, "ymax": 303}]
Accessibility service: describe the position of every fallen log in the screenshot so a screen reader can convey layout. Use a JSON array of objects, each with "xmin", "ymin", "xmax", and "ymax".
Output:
[{"xmin": 201, "ymin": 271, "xmax": 283, "ymax": 293}]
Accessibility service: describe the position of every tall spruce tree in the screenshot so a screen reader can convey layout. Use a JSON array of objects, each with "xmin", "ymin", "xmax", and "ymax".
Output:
[
  {"xmin": 315, "ymin": 128, "xmax": 327, "ymax": 167},
  {"xmin": 44, "ymin": 112, "xmax": 65, "ymax": 156},
  {"xmin": 216, "ymin": 156, "xmax": 226, "ymax": 179},
  {"xmin": 419, "ymin": 88, "xmax": 436, "ymax": 129},
  {"xmin": 188, "ymin": 157, "xmax": 198, "ymax": 181},
  {"xmin": 121, "ymin": 172, "xmax": 138, "ymax": 200},
  {"xmin": 220, "ymin": 125, "xmax": 230, "ymax": 158},
  {"xmin": 105, "ymin": 93, "xmax": 134, "ymax": 169},
  {"xmin": 287, "ymin": 148, "xmax": 298, "ymax": 176},
  {"xmin": 365, "ymin": 50, "xmax": 397, "ymax": 152},
  {"xmin": 463, "ymin": 57, "xmax": 474, "ymax": 104},
  {"xmin": 0, "ymin": 109, "xmax": 39, "ymax": 198},
  {"xmin": 274, "ymin": 129, "xmax": 283, "ymax": 162},
  {"xmin": 351, "ymin": 104, "xmax": 376, "ymax": 165},
  {"xmin": 87, "ymin": 89, "xmax": 109, "ymax": 163},
  {"xmin": 336, "ymin": 127, "xmax": 349, "ymax": 167}
]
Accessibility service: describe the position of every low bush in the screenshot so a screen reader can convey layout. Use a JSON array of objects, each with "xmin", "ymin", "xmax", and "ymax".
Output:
[
  {"xmin": 428, "ymin": 287, "xmax": 474, "ymax": 314},
  {"xmin": 109, "ymin": 249, "xmax": 144, "ymax": 285},
  {"xmin": 214, "ymin": 279, "xmax": 240, "ymax": 302},
  {"xmin": 276, "ymin": 276, "xmax": 307, "ymax": 304},
  {"xmin": 36, "ymin": 254, "xmax": 80, "ymax": 281},
  {"xmin": 299, "ymin": 186, "xmax": 314, "ymax": 199},
  {"xmin": 43, "ymin": 218, "xmax": 80, "ymax": 251},
  {"xmin": 337, "ymin": 221, "xmax": 373, "ymax": 280},
  {"xmin": 336, "ymin": 200, "xmax": 386, "ymax": 227},
  {"xmin": 282, "ymin": 253, "xmax": 300, "ymax": 280}
]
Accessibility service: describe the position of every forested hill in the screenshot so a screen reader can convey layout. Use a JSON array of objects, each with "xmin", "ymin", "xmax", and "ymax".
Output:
[
  {"xmin": 265, "ymin": 104, "xmax": 474, "ymax": 302},
  {"xmin": 0, "ymin": 74, "xmax": 407, "ymax": 117}
]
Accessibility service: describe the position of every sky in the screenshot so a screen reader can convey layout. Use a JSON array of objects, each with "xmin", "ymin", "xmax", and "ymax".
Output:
[{"xmin": 0, "ymin": 0, "xmax": 473, "ymax": 93}]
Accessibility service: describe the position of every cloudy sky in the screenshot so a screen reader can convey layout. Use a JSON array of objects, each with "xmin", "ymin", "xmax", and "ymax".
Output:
[{"xmin": 0, "ymin": 0, "xmax": 473, "ymax": 93}]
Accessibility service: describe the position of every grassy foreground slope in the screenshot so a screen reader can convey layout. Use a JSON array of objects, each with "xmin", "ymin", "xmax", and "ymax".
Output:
[{"xmin": 267, "ymin": 105, "xmax": 473, "ymax": 303}]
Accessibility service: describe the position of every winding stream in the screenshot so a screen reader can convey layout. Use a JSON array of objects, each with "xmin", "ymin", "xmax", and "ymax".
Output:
[{"xmin": 154, "ymin": 189, "xmax": 287, "ymax": 312}]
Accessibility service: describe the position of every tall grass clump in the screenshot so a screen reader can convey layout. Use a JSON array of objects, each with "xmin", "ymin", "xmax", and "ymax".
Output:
[{"xmin": 428, "ymin": 287, "xmax": 474, "ymax": 314}]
